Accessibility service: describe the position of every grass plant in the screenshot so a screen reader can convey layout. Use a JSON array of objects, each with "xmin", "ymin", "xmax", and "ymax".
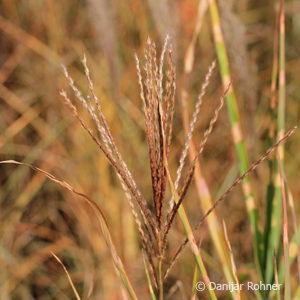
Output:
[{"xmin": 0, "ymin": 1, "xmax": 299, "ymax": 299}]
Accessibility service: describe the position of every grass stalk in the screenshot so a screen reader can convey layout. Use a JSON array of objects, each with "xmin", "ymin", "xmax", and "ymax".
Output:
[
  {"xmin": 143, "ymin": 253, "xmax": 157, "ymax": 300},
  {"xmin": 208, "ymin": 0, "xmax": 263, "ymax": 279},
  {"xmin": 278, "ymin": 223, "xmax": 300, "ymax": 283},
  {"xmin": 273, "ymin": 249, "xmax": 281, "ymax": 300},
  {"xmin": 50, "ymin": 251, "xmax": 81, "ymax": 300},
  {"xmin": 278, "ymin": 155, "xmax": 290, "ymax": 300},
  {"xmin": 158, "ymin": 233, "xmax": 163, "ymax": 300},
  {"xmin": 286, "ymin": 189, "xmax": 300, "ymax": 281},
  {"xmin": 158, "ymin": 258, "xmax": 163, "ymax": 300},
  {"xmin": 222, "ymin": 221, "xmax": 240, "ymax": 300},
  {"xmin": 264, "ymin": 6, "xmax": 279, "ymax": 282},
  {"xmin": 164, "ymin": 161, "xmax": 217, "ymax": 300},
  {"xmin": 180, "ymin": 84, "xmax": 239, "ymax": 298},
  {"xmin": 191, "ymin": 266, "xmax": 198, "ymax": 300},
  {"xmin": 182, "ymin": 120, "xmax": 238, "ymax": 297},
  {"xmin": 265, "ymin": 0, "xmax": 286, "ymax": 285},
  {"xmin": 180, "ymin": 2, "xmax": 239, "ymax": 293}
]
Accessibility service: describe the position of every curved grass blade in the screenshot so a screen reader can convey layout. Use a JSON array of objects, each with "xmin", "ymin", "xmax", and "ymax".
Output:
[
  {"xmin": 278, "ymin": 223, "xmax": 300, "ymax": 283},
  {"xmin": 0, "ymin": 160, "xmax": 138, "ymax": 300},
  {"xmin": 50, "ymin": 251, "xmax": 81, "ymax": 300}
]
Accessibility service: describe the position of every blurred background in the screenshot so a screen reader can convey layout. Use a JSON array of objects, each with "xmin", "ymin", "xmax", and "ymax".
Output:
[{"xmin": 0, "ymin": 0, "xmax": 299, "ymax": 299}]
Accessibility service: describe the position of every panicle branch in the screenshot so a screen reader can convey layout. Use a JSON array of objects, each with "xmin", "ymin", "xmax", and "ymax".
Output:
[{"xmin": 164, "ymin": 126, "xmax": 296, "ymax": 278}]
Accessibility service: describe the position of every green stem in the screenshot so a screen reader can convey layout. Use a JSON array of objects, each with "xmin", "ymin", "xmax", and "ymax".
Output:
[
  {"xmin": 143, "ymin": 253, "xmax": 157, "ymax": 300},
  {"xmin": 165, "ymin": 164, "xmax": 217, "ymax": 300},
  {"xmin": 265, "ymin": 0, "xmax": 286, "ymax": 285},
  {"xmin": 208, "ymin": 0, "xmax": 263, "ymax": 280},
  {"xmin": 191, "ymin": 266, "xmax": 198, "ymax": 300}
]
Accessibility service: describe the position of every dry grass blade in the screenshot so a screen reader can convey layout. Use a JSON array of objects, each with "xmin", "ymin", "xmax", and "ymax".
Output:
[
  {"xmin": 222, "ymin": 221, "xmax": 240, "ymax": 300},
  {"xmin": 287, "ymin": 189, "xmax": 300, "ymax": 282},
  {"xmin": 50, "ymin": 251, "xmax": 81, "ymax": 300},
  {"xmin": 87, "ymin": 280, "xmax": 94, "ymax": 300},
  {"xmin": 165, "ymin": 127, "xmax": 296, "ymax": 275},
  {"xmin": 0, "ymin": 160, "xmax": 138, "ymax": 300}
]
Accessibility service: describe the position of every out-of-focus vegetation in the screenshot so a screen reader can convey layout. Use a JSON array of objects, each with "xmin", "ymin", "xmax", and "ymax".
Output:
[{"xmin": 0, "ymin": 0, "xmax": 299, "ymax": 299}]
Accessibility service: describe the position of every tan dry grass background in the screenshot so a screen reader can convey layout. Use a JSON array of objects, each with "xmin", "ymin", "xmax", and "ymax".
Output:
[{"xmin": 0, "ymin": 0, "xmax": 299, "ymax": 299}]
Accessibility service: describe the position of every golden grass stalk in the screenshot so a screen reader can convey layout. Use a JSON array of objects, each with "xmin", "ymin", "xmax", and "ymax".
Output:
[
  {"xmin": 50, "ymin": 251, "xmax": 81, "ymax": 300},
  {"xmin": 222, "ymin": 221, "xmax": 240, "ymax": 300}
]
